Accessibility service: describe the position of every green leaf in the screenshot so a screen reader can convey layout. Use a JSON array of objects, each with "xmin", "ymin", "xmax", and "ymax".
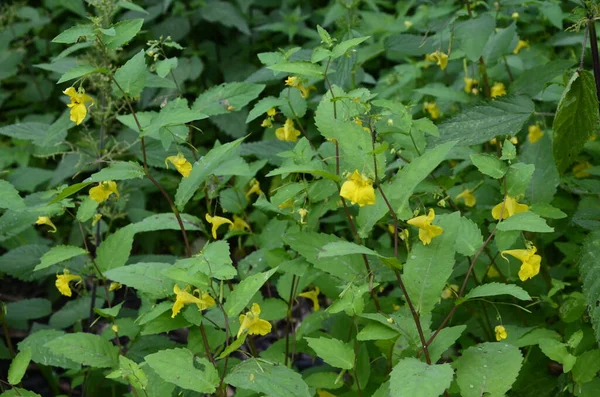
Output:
[
  {"xmin": 114, "ymin": 50, "xmax": 146, "ymax": 97},
  {"xmin": 144, "ymin": 348, "xmax": 219, "ymax": 393},
  {"xmin": 415, "ymin": 83, "xmax": 471, "ymax": 104},
  {"xmin": 5, "ymin": 299, "xmax": 52, "ymax": 323},
  {"xmin": 52, "ymin": 24, "xmax": 94, "ymax": 43},
  {"xmin": 385, "ymin": 34, "xmax": 436, "ymax": 59},
  {"xmin": 155, "ymin": 57, "xmax": 178, "ymax": 78},
  {"xmin": 428, "ymin": 325, "xmax": 466, "ymax": 363},
  {"xmin": 510, "ymin": 60, "xmax": 574, "ymax": 97},
  {"xmin": 35, "ymin": 245, "xmax": 88, "ymax": 271},
  {"xmin": 455, "ymin": 342, "xmax": 523, "ymax": 397},
  {"xmin": 0, "ymin": 388, "xmax": 41, "ymax": 397},
  {"xmin": 483, "ymin": 23, "xmax": 517, "ymax": 65},
  {"xmin": 94, "ymin": 302, "xmax": 123, "ymax": 319},
  {"xmin": 455, "ymin": 217, "xmax": 483, "ymax": 256},
  {"xmin": 106, "ymin": 355, "xmax": 148, "ymax": 390},
  {"xmin": 57, "ymin": 64, "xmax": 100, "ymax": 84},
  {"xmin": 389, "ymin": 358, "xmax": 454, "ymax": 397},
  {"xmin": 579, "ymin": 232, "xmax": 600, "ymax": 345},
  {"xmin": 496, "ymin": 211, "xmax": 554, "ymax": 233},
  {"xmin": 174, "ymin": 240, "xmax": 236, "ymax": 280},
  {"xmin": 96, "ymin": 225, "xmax": 136, "ymax": 272},
  {"xmin": 104, "ymin": 262, "xmax": 174, "ymax": 298},
  {"xmin": 0, "ymin": 180, "xmax": 25, "ymax": 210},
  {"xmin": 216, "ymin": 334, "xmax": 246, "ymax": 359},
  {"xmin": 305, "ymin": 337, "xmax": 355, "ymax": 370},
  {"xmin": 45, "ymin": 333, "xmax": 119, "ymax": 368},
  {"xmin": 200, "ymin": 1, "xmax": 250, "ymax": 35},
  {"xmin": 267, "ymin": 61, "xmax": 324, "ymax": 78},
  {"xmin": 50, "ymin": 182, "xmax": 92, "ymax": 204},
  {"xmin": 538, "ymin": 338, "xmax": 576, "ymax": 372},
  {"xmin": 85, "ymin": 161, "xmax": 145, "ymax": 182},
  {"xmin": 8, "ymin": 348, "xmax": 32, "ymax": 385},
  {"xmin": 572, "ymin": 349, "xmax": 600, "ymax": 384},
  {"xmin": 520, "ymin": 131, "xmax": 560, "ymax": 203},
  {"xmin": 541, "ymin": 1, "xmax": 563, "ymax": 29},
  {"xmin": 506, "ymin": 163, "xmax": 535, "ymax": 197},
  {"xmin": 435, "ymin": 96, "xmax": 534, "ymax": 146},
  {"xmin": 454, "ymin": 14, "xmax": 496, "ymax": 61},
  {"xmin": 330, "ymin": 36, "xmax": 370, "ymax": 59},
  {"xmin": 470, "ymin": 153, "xmax": 508, "ymax": 178},
  {"xmin": 192, "ymin": 82, "xmax": 265, "ymax": 117},
  {"xmin": 224, "ymin": 359, "xmax": 311, "ymax": 397},
  {"xmin": 246, "ymin": 96, "xmax": 282, "ymax": 123},
  {"xmin": 357, "ymin": 322, "xmax": 400, "ymax": 341},
  {"xmin": 553, "ymin": 70, "xmax": 599, "ymax": 173},
  {"xmin": 141, "ymin": 98, "xmax": 207, "ymax": 138},
  {"xmin": 403, "ymin": 212, "xmax": 459, "ymax": 314},
  {"xmin": 224, "ymin": 267, "xmax": 278, "ymax": 317},
  {"xmin": 18, "ymin": 330, "xmax": 79, "ymax": 369},
  {"xmin": 462, "ymin": 282, "xmax": 532, "ymax": 302},
  {"xmin": 103, "ymin": 19, "xmax": 144, "ymax": 49},
  {"xmin": 318, "ymin": 241, "xmax": 381, "ymax": 258},
  {"xmin": 175, "ymin": 137, "xmax": 245, "ymax": 210}
]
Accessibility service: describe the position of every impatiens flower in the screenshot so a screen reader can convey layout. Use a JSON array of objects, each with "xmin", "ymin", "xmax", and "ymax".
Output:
[
  {"xmin": 426, "ymin": 50, "xmax": 449, "ymax": 70},
  {"xmin": 407, "ymin": 208, "xmax": 444, "ymax": 245},
  {"xmin": 491, "ymin": 82, "xmax": 507, "ymax": 98},
  {"xmin": 111, "ymin": 324, "xmax": 119, "ymax": 333},
  {"xmin": 339, "ymin": 170, "xmax": 376, "ymax": 207},
  {"xmin": 456, "ymin": 189, "xmax": 476, "ymax": 207},
  {"xmin": 278, "ymin": 198, "xmax": 295, "ymax": 211},
  {"xmin": 404, "ymin": 20, "xmax": 413, "ymax": 29},
  {"xmin": 245, "ymin": 179, "xmax": 263, "ymax": 198},
  {"xmin": 441, "ymin": 284, "xmax": 459, "ymax": 299},
  {"xmin": 573, "ymin": 161, "xmax": 593, "ymax": 178},
  {"xmin": 464, "ymin": 77, "xmax": 478, "ymax": 94},
  {"xmin": 491, "ymin": 196, "xmax": 529, "ymax": 220},
  {"xmin": 512, "ymin": 12, "xmax": 519, "ymax": 19},
  {"xmin": 267, "ymin": 107, "xmax": 277, "ymax": 117},
  {"xmin": 528, "ymin": 125, "xmax": 544, "ymax": 143},
  {"xmin": 205, "ymin": 214, "xmax": 234, "ymax": 239},
  {"xmin": 275, "ymin": 118, "xmax": 301, "ymax": 142},
  {"xmin": 513, "ymin": 40, "xmax": 530, "ymax": 54},
  {"xmin": 510, "ymin": 136, "xmax": 519, "ymax": 145},
  {"xmin": 171, "ymin": 284, "xmax": 215, "ymax": 318},
  {"xmin": 299, "ymin": 287, "xmax": 320, "ymax": 311},
  {"xmin": 92, "ymin": 214, "xmax": 102, "ymax": 226},
  {"xmin": 285, "ymin": 76, "xmax": 312, "ymax": 98},
  {"xmin": 261, "ymin": 107, "xmax": 277, "ymax": 128},
  {"xmin": 89, "ymin": 181, "xmax": 119, "ymax": 203},
  {"xmin": 165, "ymin": 153, "xmax": 192, "ymax": 178},
  {"xmin": 63, "ymin": 87, "xmax": 94, "ymax": 125},
  {"xmin": 55, "ymin": 270, "xmax": 82, "ymax": 297},
  {"xmin": 229, "ymin": 215, "xmax": 250, "ymax": 232},
  {"xmin": 424, "ymin": 101, "xmax": 440, "ymax": 119},
  {"xmin": 298, "ymin": 208, "xmax": 308, "ymax": 224},
  {"xmin": 495, "ymin": 325, "xmax": 508, "ymax": 341},
  {"xmin": 501, "ymin": 244, "xmax": 542, "ymax": 281},
  {"xmin": 36, "ymin": 216, "xmax": 57, "ymax": 233},
  {"xmin": 109, "ymin": 282, "xmax": 122, "ymax": 291},
  {"xmin": 237, "ymin": 303, "xmax": 272, "ymax": 338},
  {"xmin": 353, "ymin": 117, "xmax": 371, "ymax": 133}
]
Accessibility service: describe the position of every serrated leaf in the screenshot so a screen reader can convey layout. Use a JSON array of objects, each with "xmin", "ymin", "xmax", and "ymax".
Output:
[
  {"xmin": 496, "ymin": 211, "xmax": 554, "ymax": 233},
  {"xmin": 538, "ymin": 338, "xmax": 576, "ymax": 372},
  {"xmin": 520, "ymin": 132, "xmax": 560, "ymax": 203},
  {"xmin": 454, "ymin": 14, "xmax": 496, "ymax": 61},
  {"xmin": 305, "ymin": 337, "xmax": 355, "ymax": 370},
  {"xmin": 114, "ymin": 50, "xmax": 146, "ymax": 97},
  {"xmin": 174, "ymin": 240, "xmax": 236, "ymax": 280},
  {"xmin": 579, "ymin": 232, "xmax": 600, "ymax": 345},
  {"xmin": 330, "ymin": 36, "xmax": 370, "ymax": 59},
  {"xmin": 192, "ymin": 82, "xmax": 265, "ymax": 117},
  {"xmin": 463, "ymin": 282, "xmax": 532, "ymax": 301},
  {"xmin": 18, "ymin": 330, "xmax": 80, "ymax": 369},
  {"xmin": 224, "ymin": 359, "xmax": 311, "ymax": 397},
  {"xmin": 103, "ymin": 19, "xmax": 144, "ymax": 49},
  {"xmin": 389, "ymin": 358, "xmax": 454, "ymax": 397},
  {"xmin": 45, "ymin": 333, "xmax": 119, "ymax": 368},
  {"xmin": 52, "ymin": 24, "xmax": 94, "ymax": 43},
  {"xmin": 104, "ymin": 262, "xmax": 174, "ymax": 298},
  {"xmin": 470, "ymin": 153, "xmax": 508, "ymax": 178},
  {"xmin": 455, "ymin": 217, "xmax": 483, "ymax": 256},
  {"xmin": 572, "ymin": 349, "xmax": 600, "ymax": 384},
  {"xmin": 96, "ymin": 225, "xmax": 136, "ymax": 272},
  {"xmin": 35, "ymin": 245, "xmax": 88, "ymax": 271},
  {"xmin": 155, "ymin": 57, "xmax": 178, "ymax": 78},
  {"xmin": 0, "ymin": 180, "xmax": 25, "ymax": 210},
  {"xmin": 511, "ymin": 60, "xmax": 574, "ymax": 97},
  {"xmin": 318, "ymin": 241, "xmax": 381, "ymax": 258},
  {"xmin": 8, "ymin": 348, "xmax": 32, "ymax": 385},
  {"xmin": 224, "ymin": 267, "xmax": 278, "ymax": 317},
  {"xmin": 505, "ymin": 163, "xmax": 535, "ymax": 197},
  {"xmin": 57, "ymin": 64, "xmax": 100, "ymax": 84},
  {"xmin": 428, "ymin": 325, "xmax": 466, "ymax": 363},
  {"xmin": 267, "ymin": 61, "xmax": 323, "ymax": 78}
]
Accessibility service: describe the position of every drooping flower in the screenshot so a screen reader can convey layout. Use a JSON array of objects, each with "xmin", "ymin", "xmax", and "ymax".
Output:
[
  {"xmin": 299, "ymin": 287, "xmax": 320, "ymax": 311},
  {"xmin": 456, "ymin": 189, "xmax": 476, "ymax": 207},
  {"xmin": 573, "ymin": 161, "xmax": 593, "ymax": 178},
  {"xmin": 245, "ymin": 179, "xmax": 263, "ymax": 198},
  {"xmin": 407, "ymin": 208, "xmax": 444, "ymax": 245},
  {"xmin": 92, "ymin": 214, "xmax": 102, "ymax": 226},
  {"xmin": 36, "ymin": 216, "xmax": 57, "ymax": 233},
  {"xmin": 89, "ymin": 181, "xmax": 119, "ymax": 203},
  {"xmin": 63, "ymin": 87, "xmax": 94, "ymax": 125},
  {"xmin": 285, "ymin": 76, "xmax": 313, "ymax": 98},
  {"xmin": 165, "ymin": 153, "xmax": 192, "ymax": 178},
  {"xmin": 55, "ymin": 270, "xmax": 82, "ymax": 297},
  {"xmin": 441, "ymin": 284, "xmax": 459, "ymax": 299},
  {"xmin": 495, "ymin": 325, "xmax": 508, "ymax": 341},
  {"xmin": 339, "ymin": 170, "xmax": 376, "ymax": 207},
  {"xmin": 109, "ymin": 282, "xmax": 122, "ymax": 291},
  {"xmin": 237, "ymin": 303, "xmax": 272, "ymax": 338},
  {"xmin": 426, "ymin": 51, "xmax": 449, "ymax": 70},
  {"xmin": 501, "ymin": 244, "xmax": 542, "ymax": 281},
  {"xmin": 275, "ymin": 118, "xmax": 301, "ymax": 142},
  {"xmin": 171, "ymin": 284, "xmax": 215, "ymax": 318},
  {"xmin": 298, "ymin": 208, "xmax": 308, "ymax": 224},
  {"xmin": 353, "ymin": 117, "xmax": 371, "ymax": 133},
  {"xmin": 424, "ymin": 101, "xmax": 440, "ymax": 119},
  {"xmin": 261, "ymin": 107, "xmax": 277, "ymax": 128},
  {"xmin": 512, "ymin": 12, "xmax": 519, "ymax": 19},
  {"xmin": 491, "ymin": 82, "xmax": 507, "ymax": 98},
  {"xmin": 513, "ymin": 40, "xmax": 529, "ymax": 54},
  {"xmin": 205, "ymin": 214, "xmax": 233, "ymax": 239},
  {"xmin": 528, "ymin": 125, "xmax": 544, "ymax": 143},
  {"xmin": 491, "ymin": 196, "xmax": 529, "ymax": 220},
  {"xmin": 464, "ymin": 77, "xmax": 478, "ymax": 94},
  {"xmin": 229, "ymin": 215, "xmax": 250, "ymax": 232}
]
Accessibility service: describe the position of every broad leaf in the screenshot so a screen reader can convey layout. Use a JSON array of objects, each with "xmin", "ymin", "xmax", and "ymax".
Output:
[
  {"xmin": 463, "ymin": 282, "xmax": 532, "ymax": 302},
  {"xmin": 225, "ymin": 359, "xmax": 311, "ymax": 397},
  {"xmin": 305, "ymin": 337, "xmax": 355, "ymax": 370},
  {"xmin": 45, "ymin": 333, "xmax": 119, "ymax": 368},
  {"xmin": 389, "ymin": 358, "xmax": 454, "ymax": 397}
]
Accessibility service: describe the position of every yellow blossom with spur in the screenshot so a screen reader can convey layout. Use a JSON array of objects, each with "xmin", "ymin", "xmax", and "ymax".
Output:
[
  {"xmin": 275, "ymin": 118, "xmax": 301, "ymax": 142},
  {"xmin": 491, "ymin": 196, "xmax": 528, "ymax": 220},
  {"xmin": 246, "ymin": 179, "xmax": 263, "ymax": 198},
  {"xmin": 339, "ymin": 170, "xmax": 376, "ymax": 207},
  {"xmin": 464, "ymin": 77, "xmax": 478, "ymax": 94},
  {"xmin": 55, "ymin": 270, "xmax": 82, "ymax": 297},
  {"xmin": 299, "ymin": 287, "xmax": 320, "ymax": 311},
  {"xmin": 426, "ymin": 51, "xmax": 448, "ymax": 70},
  {"xmin": 501, "ymin": 244, "xmax": 542, "ymax": 281},
  {"xmin": 171, "ymin": 284, "xmax": 215, "ymax": 318},
  {"xmin": 495, "ymin": 325, "xmax": 508, "ymax": 341},
  {"xmin": 205, "ymin": 214, "xmax": 234, "ymax": 239},
  {"xmin": 456, "ymin": 189, "xmax": 476, "ymax": 207},
  {"xmin": 528, "ymin": 125, "xmax": 543, "ymax": 143},
  {"xmin": 36, "ymin": 216, "xmax": 57, "ymax": 233},
  {"xmin": 407, "ymin": 208, "xmax": 443, "ymax": 245},
  {"xmin": 165, "ymin": 153, "xmax": 192, "ymax": 177},
  {"xmin": 513, "ymin": 40, "xmax": 529, "ymax": 54},
  {"xmin": 89, "ymin": 181, "xmax": 119, "ymax": 203},
  {"xmin": 229, "ymin": 215, "xmax": 250, "ymax": 232},
  {"xmin": 491, "ymin": 82, "xmax": 507, "ymax": 98},
  {"xmin": 237, "ymin": 303, "xmax": 272, "ymax": 338},
  {"xmin": 63, "ymin": 87, "xmax": 94, "ymax": 125},
  {"xmin": 424, "ymin": 101, "xmax": 440, "ymax": 119}
]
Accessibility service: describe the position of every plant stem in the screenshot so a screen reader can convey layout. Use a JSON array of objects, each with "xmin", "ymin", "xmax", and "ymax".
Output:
[
  {"xmin": 587, "ymin": 18, "xmax": 600, "ymax": 106},
  {"xmin": 0, "ymin": 309, "xmax": 15, "ymax": 358},
  {"xmin": 284, "ymin": 275, "xmax": 298, "ymax": 367}
]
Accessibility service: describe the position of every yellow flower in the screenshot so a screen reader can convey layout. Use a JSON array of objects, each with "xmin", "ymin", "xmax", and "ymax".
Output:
[
  {"xmin": 237, "ymin": 303, "xmax": 272, "ymax": 338},
  {"xmin": 111, "ymin": 325, "xmax": 119, "ymax": 333},
  {"xmin": 512, "ymin": 12, "xmax": 519, "ymax": 19},
  {"xmin": 299, "ymin": 287, "xmax": 320, "ymax": 311},
  {"xmin": 317, "ymin": 390, "xmax": 337, "ymax": 397},
  {"xmin": 513, "ymin": 40, "xmax": 530, "ymax": 54},
  {"xmin": 501, "ymin": 244, "xmax": 542, "ymax": 281},
  {"xmin": 426, "ymin": 51, "xmax": 449, "ymax": 70},
  {"xmin": 491, "ymin": 196, "xmax": 529, "ymax": 220},
  {"xmin": 245, "ymin": 179, "xmax": 263, "ymax": 198},
  {"xmin": 89, "ymin": 181, "xmax": 119, "ymax": 203},
  {"xmin": 109, "ymin": 282, "xmax": 122, "ymax": 291},
  {"xmin": 510, "ymin": 136, "xmax": 519, "ymax": 145},
  {"xmin": 456, "ymin": 189, "xmax": 476, "ymax": 207},
  {"xmin": 464, "ymin": 77, "xmax": 478, "ymax": 94},
  {"xmin": 339, "ymin": 170, "xmax": 376, "ymax": 207},
  {"xmin": 36, "ymin": 216, "xmax": 57, "ymax": 233},
  {"xmin": 285, "ymin": 76, "xmax": 300, "ymax": 87},
  {"xmin": 491, "ymin": 82, "xmax": 507, "ymax": 98},
  {"xmin": 261, "ymin": 117, "xmax": 273, "ymax": 128},
  {"xmin": 165, "ymin": 153, "xmax": 192, "ymax": 178},
  {"xmin": 495, "ymin": 325, "xmax": 508, "ymax": 341},
  {"xmin": 298, "ymin": 208, "xmax": 308, "ymax": 224},
  {"xmin": 55, "ymin": 270, "xmax": 82, "ymax": 297},
  {"xmin": 267, "ymin": 108, "xmax": 277, "ymax": 117},
  {"xmin": 278, "ymin": 198, "xmax": 295, "ymax": 211},
  {"xmin": 92, "ymin": 214, "xmax": 102, "ymax": 226},
  {"xmin": 404, "ymin": 20, "xmax": 413, "ymax": 29},
  {"xmin": 528, "ymin": 125, "xmax": 543, "ymax": 143},
  {"xmin": 407, "ymin": 208, "xmax": 444, "ymax": 245},
  {"xmin": 573, "ymin": 161, "xmax": 593, "ymax": 178},
  {"xmin": 171, "ymin": 284, "xmax": 215, "ymax": 318},
  {"xmin": 285, "ymin": 76, "xmax": 312, "ymax": 98},
  {"xmin": 63, "ymin": 87, "xmax": 94, "ymax": 125},
  {"xmin": 205, "ymin": 214, "xmax": 233, "ymax": 239},
  {"xmin": 424, "ymin": 101, "xmax": 440, "ymax": 120},
  {"xmin": 441, "ymin": 284, "xmax": 459, "ymax": 299},
  {"xmin": 229, "ymin": 215, "xmax": 250, "ymax": 231},
  {"xmin": 275, "ymin": 118, "xmax": 301, "ymax": 142},
  {"xmin": 353, "ymin": 117, "xmax": 371, "ymax": 132}
]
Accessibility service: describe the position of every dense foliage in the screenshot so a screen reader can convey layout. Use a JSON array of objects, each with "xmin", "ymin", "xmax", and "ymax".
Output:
[{"xmin": 1, "ymin": 0, "xmax": 600, "ymax": 396}]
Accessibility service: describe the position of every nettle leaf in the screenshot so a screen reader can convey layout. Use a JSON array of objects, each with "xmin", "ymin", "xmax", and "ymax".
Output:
[
  {"xmin": 454, "ymin": 13, "xmax": 496, "ymax": 61},
  {"xmin": 434, "ymin": 96, "xmax": 534, "ymax": 146},
  {"xmin": 462, "ymin": 282, "xmax": 532, "ymax": 302},
  {"xmin": 35, "ymin": 245, "xmax": 88, "ymax": 271},
  {"xmin": 305, "ymin": 337, "xmax": 355, "ymax": 370},
  {"xmin": 85, "ymin": 161, "xmax": 145, "ymax": 182},
  {"xmin": 52, "ymin": 24, "xmax": 94, "ymax": 43},
  {"xmin": 192, "ymin": 82, "xmax": 265, "ymax": 117},
  {"xmin": 403, "ymin": 212, "xmax": 459, "ymax": 314},
  {"xmin": 553, "ymin": 70, "xmax": 599, "ymax": 173},
  {"xmin": 45, "ymin": 333, "xmax": 119, "ymax": 368},
  {"xmin": 225, "ymin": 359, "xmax": 311, "ymax": 397},
  {"xmin": 579, "ymin": 231, "xmax": 600, "ymax": 345},
  {"xmin": 455, "ymin": 342, "xmax": 523, "ymax": 397},
  {"xmin": 470, "ymin": 153, "xmax": 507, "ymax": 178},
  {"xmin": 224, "ymin": 267, "xmax": 278, "ymax": 317},
  {"xmin": 496, "ymin": 211, "xmax": 554, "ymax": 233},
  {"xmin": 144, "ymin": 348, "xmax": 219, "ymax": 393},
  {"xmin": 389, "ymin": 358, "xmax": 454, "ymax": 397},
  {"xmin": 174, "ymin": 240, "xmax": 236, "ymax": 280},
  {"xmin": 114, "ymin": 50, "xmax": 146, "ymax": 97},
  {"xmin": 18, "ymin": 330, "xmax": 80, "ymax": 369},
  {"xmin": 103, "ymin": 19, "xmax": 144, "ymax": 49},
  {"xmin": 0, "ymin": 180, "xmax": 25, "ymax": 210}
]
